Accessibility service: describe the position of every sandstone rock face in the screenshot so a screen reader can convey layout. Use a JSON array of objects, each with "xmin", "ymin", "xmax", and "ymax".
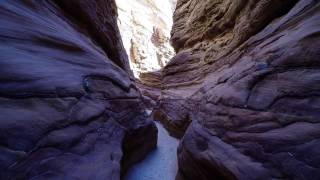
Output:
[
  {"xmin": 116, "ymin": 0, "xmax": 176, "ymax": 77},
  {"xmin": 0, "ymin": 0, "xmax": 157, "ymax": 179},
  {"xmin": 142, "ymin": 0, "xmax": 320, "ymax": 179}
]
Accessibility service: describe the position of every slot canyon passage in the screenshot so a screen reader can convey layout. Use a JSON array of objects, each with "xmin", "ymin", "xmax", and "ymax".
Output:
[{"xmin": 0, "ymin": 0, "xmax": 320, "ymax": 180}]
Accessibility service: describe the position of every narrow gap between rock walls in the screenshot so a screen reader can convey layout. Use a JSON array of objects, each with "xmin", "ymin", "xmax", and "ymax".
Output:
[
  {"xmin": 117, "ymin": 1, "xmax": 179, "ymax": 179},
  {"xmin": 123, "ymin": 120, "xmax": 179, "ymax": 180}
]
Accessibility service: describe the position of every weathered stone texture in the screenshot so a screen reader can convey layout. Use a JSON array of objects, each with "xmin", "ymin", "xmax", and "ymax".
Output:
[
  {"xmin": 0, "ymin": 1, "xmax": 156, "ymax": 179},
  {"xmin": 141, "ymin": 0, "xmax": 320, "ymax": 179}
]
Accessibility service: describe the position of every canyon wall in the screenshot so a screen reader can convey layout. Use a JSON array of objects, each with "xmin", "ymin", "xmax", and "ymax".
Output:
[
  {"xmin": 142, "ymin": 0, "xmax": 320, "ymax": 179},
  {"xmin": 116, "ymin": 0, "xmax": 176, "ymax": 77},
  {"xmin": 0, "ymin": 0, "xmax": 156, "ymax": 179}
]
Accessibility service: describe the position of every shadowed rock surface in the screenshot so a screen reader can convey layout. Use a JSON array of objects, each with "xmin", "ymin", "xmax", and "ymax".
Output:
[
  {"xmin": 0, "ymin": 0, "xmax": 157, "ymax": 179},
  {"xmin": 140, "ymin": 0, "xmax": 320, "ymax": 179},
  {"xmin": 1, "ymin": 0, "xmax": 320, "ymax": 179}
]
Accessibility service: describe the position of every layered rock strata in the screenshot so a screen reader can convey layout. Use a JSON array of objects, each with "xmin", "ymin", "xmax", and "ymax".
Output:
[
  {"xmin": 141, "ymin": 0, "xmax": 320, "ymax": 179},
  {"xmin": 116, "ymin": 0, "xmax": 176, "ymax": 77},
  {"xmin": 0, "ymin": 0, "xmax": 157, "ymax": 179}
]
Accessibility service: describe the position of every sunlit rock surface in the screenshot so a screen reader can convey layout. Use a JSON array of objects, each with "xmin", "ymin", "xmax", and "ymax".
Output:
[
  {"xmin": 1, "ymin": 0, "xmax": 320, "ymax": 179},
  {"xmin": 116, "ymin": 0, "xmax": 176, "ymax": 77},
  {"xmin": 0, "ymin": 0, "xmax": 157, "ymax": 179}
]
